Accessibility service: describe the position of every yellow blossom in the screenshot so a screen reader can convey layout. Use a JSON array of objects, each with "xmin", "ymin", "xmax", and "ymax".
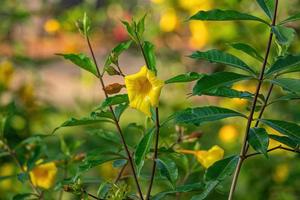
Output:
[
  {"xmin": 218, "ymin": 125, "xmax": 239, "ymax": 143},
  {"xmin": 0, "ymin": 60, "xmax": 14, "ymax": 87},
  {"xmin": 125, "ymin": 66, "xmax": 164, "ymax": 116},
  {"xmin": 179, "ymin": 0, "xmax": 212, "ymax": 14},
  {"xmin": 273, "ymin": 163, "xmax": 289, "ymax": 183},
  {"xmin": 159, "ymin": 8, "xmax": 178, "ymax": 32},
  {"xmin": 44, "ymin": 19, "xmax": 60, "ymax": 34},
  {"xmin": 179, "ymin": 145, "xmax": 224, "ymax": 168},
  {"xmin": 188, "ymin": 21, "xmax": 208, "ymax": 49},
  {"xmin": 0, "ymin": 163, "xmax": 14, "ymax": 190},
  {"xmin": 29, "ymin": 162, "xmax": 57, "ymax": 189}
]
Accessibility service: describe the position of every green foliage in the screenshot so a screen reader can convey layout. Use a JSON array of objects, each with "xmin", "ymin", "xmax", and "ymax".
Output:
[
  {"xmin": 265, "ymin": 54, "xmax": 300, "ymax": 76},
  {"xmin": 271, "ymin": 78, "xmax": 300, "ymax": 93},
  {"xmin": 189, "ymin": 49, "xmax": 256, "ymax": 75},
  {"xmin": 229, "ymin": 43, "xmax": 264, "ymax": 62},
  {"xmin": 97, "ymin": 94, "xmax": 129, "ymax": 110},
  {"xmin": 57, "ymin": 53, "xmax": 98, "ymax": 76},
  {"xmin": 192, "ymin": 72, "xmax": 252, "ymax": 95},
  {"xmin": 256, "ymin": 0, "xmax": 275, "ymax": 20},
  {"xmin": 268, "ymin": 134, "xmax": 300, "ymax": 149},
  {"xmin": 165, "ymin": 72, "xmax": 202, "ymax": 84},
  {"xmin": 202, "ymin": 86, "xmax": 254, "ymax": 100},
  {"xmin": 248, "ymin": 128, "xmax": 269, "ymax": 157},
  {"xmin": 280, "ymin": 12, "xmax": 300, "ymax": 24},
  {"xmin": 156, "ymin": 157, "xmax": 178, "ymax": 187},
  {"xmin": 143, "ymin": 41, "xmax": 157, "ymax": 74},
  {"xmin": 175, "ymin": 106, "xmax": 246, "ymax": 125},
  {"xmin": 272, "ymin": 25, "xmax": 295, "ymax": 46},
  {"xmin": 190, "ymin": 9, "xmax": 269, "ymax": 25}
]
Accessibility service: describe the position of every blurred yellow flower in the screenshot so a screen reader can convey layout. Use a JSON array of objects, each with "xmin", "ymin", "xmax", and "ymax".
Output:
[
  {"xmin": 99, "ymin": 162, "xmax": 119, "ymax": 181},
  {"xmin": 0, "ymin": 163, "xmax": 14, "ymax": 190},
  {"xmin": 19, "ymin": 83, "xmax": 35, "ymax": 106},
  {"xmin": 29, "ymin": 162, "xmax": 57, "ymax": 189},
  {"xmin": 44, "ymin": 19, "xmax": 60, "ymax": 34},
  {"xmin": 0, "ymin": 60, "xmax": 14, "ymax": 87},
  {"xmin": 188, "ymin": 21, "xmax": 208, "ymax": 49},
  {"xmin": 159, "ymin": 8, "xmax": 178, "ymax": 32},
  {"xmin": 125, "ymin": 66, "xmax": 164, "ymax": 116},
  {"xmin": 179, "ymin": 0, "xmax": 212, "ymax": 14},
  {"xmin": 179, "ymin": 145, "xmax": 224, "ymax": 168},
  {"xmin": 218, "ymin": 125, "xmax": 239, "ymax": 143},
  {"xmin": 273, "ymin": 163, "xmax": 289, "ymax": 183}
]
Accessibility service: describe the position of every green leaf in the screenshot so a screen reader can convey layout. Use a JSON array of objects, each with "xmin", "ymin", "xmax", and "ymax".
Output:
[
  {"xmin": 134, "ymin": 130, "xmax": 154, "ymax": 175},
  {"xmin": 13, "ymin": 193, "xmax": 35, "ymax": 200},
  {"xmin": 256, "ymin": 0, "xmax": 275, "ymax": 20},
  {"xmin": 114, "ymin": 103, "xmax": 129, "ymax": 120},
  {"xmin": 121, "ymin": 20, "xmax": 136, "ymax": 42},
  {"xmin": 57, "ymin": 53, "xmax": 98, "ymax": 77},
  {"xmin": 17, "ymin": 173, "xmax": 29, "ymax": 183},
  {"xmin": 280, "ymin": 12, "xmax": 300, "ymax": 24},
  {"xmin": 271, "ymin": 25, "xmax": 295, "ymax": 46},
  {"xmin": 205, "ymin": 155, "xmax": 239, "ymax": 182},
  {"xmin": 98, "ymin": 94, "xmax": 129, "ymax": 110},
  {"xmin": 248, "ymin": 128, "xmax": 269, "ymax": 157},
  {"xmin": 269, "ymin": 93, "xmax": 300, "ymax": 105},
  {"xmin": 191, "ymin": 181, "xmax": 218, "ymax": 200},
  {"xmin": 165, "ymin": 72, "xmax": 202, "ymax": 84},
  {"xmin": 112, "ymin": 40, "xmax": 132, "ymax": 56},
  {"xmin": 271, "ymin": 78, "xmax": 300, "ymax": 94},
  {"xmin": 190, "ymin": 9, "xmax": 269, "ymax": 25},
  {"xmin": 193, "ymin": 72, "xmax": 251, "ymax": 95},
  {"xmin": 156, "ymin": 158, "xmax": 178, "ymax": 187},
  {"xmin": 152, "ymin": 183, "xmax": 204, "ymax": 200},
  {"xmin": 175, "ymin": 106, "xmax": 245, "ymax": 126},
  {"xmin": 143, "ymin": 41, "xmax": 157, "ymax": 74},
  {"xmin": 53, "ymin": 117, "xmax": 113, "ymax": 134},
  {"xmin": 189, "ymin": 49, "xmax": 256, "ymax": 74},
  {"xmin": 266, "ymin": 54, "xmax": 300, "ymax": 76},
  {"xmin": 261, "ymin": 119, "xmax": 300, "ymax": 141},
  {"xmin": 202, "ymin": 86, "xmax": 254, "ymax": 100},
  {"xmin": 229, "ymin": 43, "xmax": 264, "ymax": 62},
  {"xmin": 137, "ymin": 14, "xmax": 147, "ymax": 37},
  {"xmin": 269, "ymin": 134, "xmax": 300, "ymax": 149}
]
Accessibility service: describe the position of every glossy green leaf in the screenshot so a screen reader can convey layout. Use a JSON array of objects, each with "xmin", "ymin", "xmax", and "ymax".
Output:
[
  {"xmin": 152, "ymin": 183, "xmax": 203, "ymax": 200},
  {"xmin": 114, "ymin": 102, "xmax": 129, "ymax": 120},
  {"xmin": 190, "ymin": 9, "xmax": 269, "ymax": 25},
  {"xmin": 271, "ymin": 25, "xmax": 295, "ymax": 46},
  {"xmin": 175, "ymin": 106, "xmax": 245, "ymax": 125},
  {"xmin": 248, "ymin": 128, "xmax": 269, "ymax": 157},
  {"xmin": 205, "ymin": 155, "xmax": 239, "ymax": 182},
  {"xmin": 269, "ymin": 134, "xmax": 299, "ymax": 149},
  {"xmin": 98, "ymin": 94, "xmax": 129, "ymax": 110},
  {"xmin": 202, "ymin": 86, "xmax": 254, "ymax": 100},
  {"xmin": 189, "ymin": 49, "xmax": 256, "ymax": 74},
  {"xmin": 112, "ymin": 40, "xmax": 132, "ymax": 56},
  {"xmin": 134, "ymin": 130, "xmax": 154, "ymax": 175},
  {"xmin": 271, "ymin": 78, "xmax": 300, "ymax": 94},
  {"xmin": 280, "ymin": 12, "xmax": 300, "ymax": 24},
  {"xmin": 229, "ymin": 43, "xmax": 264, "ymax": 62},
  {"xmin": 52, "ymin": 117, "xmax": 113, "ymax": 134},
  {"xmin": 269, "ymin": 93, "xmax": 300, "ymax": 105},
  {"xmin": 143, "ymin": 41, "xmax": 157, "ymax": 74},
  {"xmin": 191, "ymin": 181, "xmax": 218, "ymax": 200},
  {"xmin": 265, "ymin": 54, "xmax": 300, "ymax": 76},
  {"xmin": 57, "ymin": 53, "xmax": 98, "ymax": 76},
  {"xmin": 137, "ymin": 14, "xmax": 147, "ymax": 37},
  {"xmin": 261, "ymin": 119, "xmax": 300, "ymax": 140},
  {"xmin": 165, "ymin": 72, "xmax": 202, "ymax": 84},
  {"xmin": 121, "ymin": 20, "xmax": 136, "ymax": 42},
  {"xmin": 256, "ymin": 0, "xmax": 275, "ymax": 19},
  {"xmin": 156, "ymin": 158, "xmax": 178, "ymax": 186},
  {"xmin": 193, "ymin": 72, "xmax": 251, "ymax": 95}
]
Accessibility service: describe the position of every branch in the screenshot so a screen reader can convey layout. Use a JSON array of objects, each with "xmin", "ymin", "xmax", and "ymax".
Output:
[
  {"xmin": 245, "ymin": 145, "xmax": 300, "ymax": 158},
  {"xmin": 86, "ymin": 36, "xmax": 144, "ymax": 200}
]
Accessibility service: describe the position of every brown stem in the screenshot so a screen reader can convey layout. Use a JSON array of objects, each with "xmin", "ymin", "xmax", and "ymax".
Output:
[
  {"xmin": 245, "ymin": 145, "xmax": 300, "ymax": 158},
  {"xmin": 114, "ymin": 163, "xmax": 127, "ymax": 183},
  {"xmin": 228, "ymin": 1, "xmax": 279, "ymax": 199},
  {"xmin": 145, "ymin": 107, "xmax": 160, "ymax": 200},
  {"xmin": 86, "ymin": 36, "xmax": 144, "ymax": 200},
  {"xmin": 116, "ymin": 61, "xmax": 125, "ymax": 77}
]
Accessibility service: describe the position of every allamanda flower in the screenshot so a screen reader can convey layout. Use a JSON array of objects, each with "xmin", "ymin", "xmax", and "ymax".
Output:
[
  {"xmin": 178, "ymin": 145, "xmax": 224, "ymax": 168},
  {"xmin": 125, "ymin": 66, "xmax": 164, "ymax": 116},
  {"xmin": 29, "ymin": 162, "xmax": 57, "ymax": 189}
]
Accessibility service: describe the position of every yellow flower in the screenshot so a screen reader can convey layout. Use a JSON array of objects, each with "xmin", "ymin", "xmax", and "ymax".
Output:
[
  {"xmin": 0, "ymin": 163, "xmax": 14, "ymax": 190},
  {"xmin": 29, "ymin": 162, "xmax": 57, "ymax": 189},
  {"xmin": 188, "ymin": 21, "xmax": 208, "ymax": 49},
  {"xmin": 44, "ymin": 19, "xmax": 60, "ymax": 34},
  {"xmin": 179, "ymin": 145, "xmax": 224, "ymax": 168},
  {"xmin": 179, "ymin": 0, "xmax": 212, "ymax": 14},
  {"xmin": 0, "ymin": 60, "xmax": 14, "ymax": 87},
  {"xmin": 273, "ymin": 163, "xmax": 289, "ymax": 183},
  {"xmin": 218, "ymin": 125, "xmax": 239, "ymax": 143},
  {"xmin": 125, "ymin": 66, "xmax": 164, "ymax": 116},
  {"xmin": 159, "ymin": 8, "xmax": 178, "ymax": 32}
]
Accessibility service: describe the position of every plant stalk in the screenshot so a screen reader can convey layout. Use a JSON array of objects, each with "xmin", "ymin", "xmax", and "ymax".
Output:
[
  {"xmin": 86, "ymin": 36, "xmax": 144, "ymax": 200},
  {"xmin": 228, "ymin": 0, "xmax": 279, "ymax": 199}
]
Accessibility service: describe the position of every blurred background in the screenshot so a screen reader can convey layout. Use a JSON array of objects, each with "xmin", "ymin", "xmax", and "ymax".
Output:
[{"xmin": 1, "ymin": 0, "xmax": 300, "ymax": 199}]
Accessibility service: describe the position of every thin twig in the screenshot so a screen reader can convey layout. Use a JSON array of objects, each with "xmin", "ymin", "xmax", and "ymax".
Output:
[
  {"xmin": 228, "ymin": 1, "xmax": 279, "ymax": 199},
  {"xmin": 245, "ymin": 145, "xmax": 300, "ymax": 158},
  {"xmin": 86, "ymin": 36, "xmax": 144, "ymax": 200},
  {"xmin": 114, "ymin": 163, "xmax": 127, "ymax": 183}
]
